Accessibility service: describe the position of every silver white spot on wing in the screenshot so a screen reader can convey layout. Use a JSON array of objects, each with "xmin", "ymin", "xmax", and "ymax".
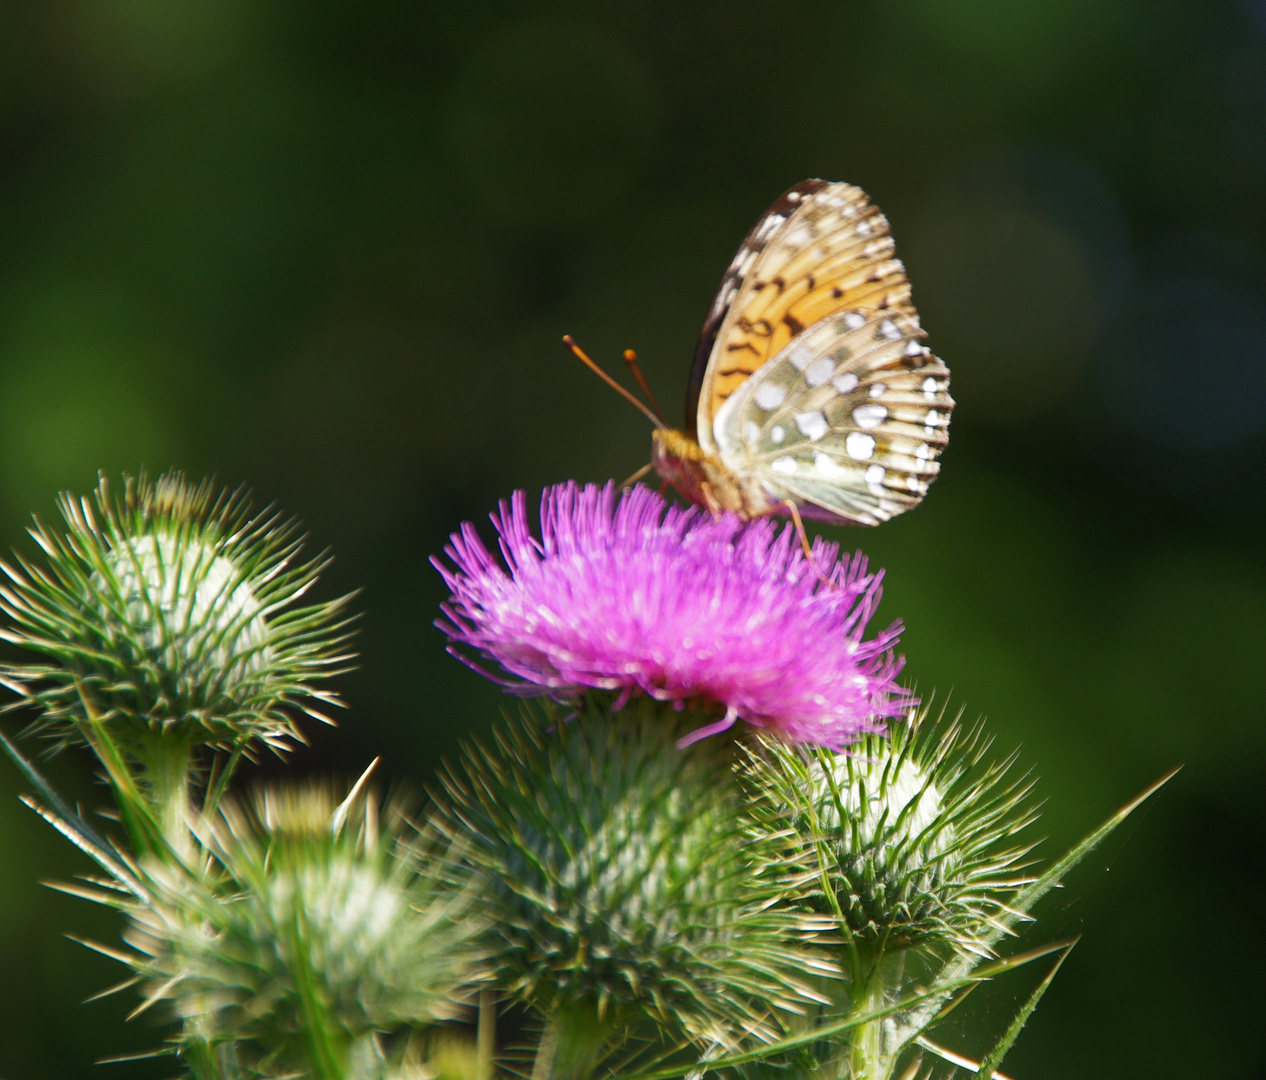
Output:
[
  {"xmin": 832, "ymin": 372, "xmax": 860, "ymax": 394},
  {"xmin": 868, "ymin": 382, "xmax": 887, "ymax": 399},
  {"xmin": 744, "ymin": 420, "xmax": 761, "ymax": 447},
  {"xmin": 814, "ymin": 452, "xmax": 846, "ymax": 478},
  {"xmin": 915, "ymin": 443, "xmax": 931, "ymax": 460},
  {"xmin": 852, "ymin": 403, "xmax": 888, "ymax": 429},
  {"xmin": 865, "ymin": 464, "xmax": 885, "ymax": 485},
  {"xmin": 906, "ymin": 340, "xmax": 924, "ymax": 357},
  {"xmin": 846, "ymin": 432, "xmax": 876, "ymax": 460},
  {"xmin": 754, "ymin": 383, "xmax": 787, "ymax": 410},
  {"xmin": 855, "ymin": 220, "xmax": 873, "ymax": 237},
  {"xmin": 787, "ymin": 344, "xmax": 814, "ymax": 371},
  {"xmin": 770, "ymin": 424, "xmax": 786, "ymax": 444},
  {"xmin": 804, "ymin": 356, "xmax": 836, "ymax": 387},
  {"xmin": 755, "ymin": 213, "xmax": 785, "ymax": 241},
  {"xmin": 794, "ymin": 411, "xmax": 829, "ymax": 441},
  {"xmin": 843, "ymin": 312, "xmax": 866, "ymax": 330},
  {"xmin": 771, "ymin": 456, "xmax": 798, "ymax": 474},
  {"xmin": 879, "ymin": 319, "xmax": 901, "ymax": 340},
  {"xmin": 922, "ymin": 376, "xmax": 938, "ymax": 401}
]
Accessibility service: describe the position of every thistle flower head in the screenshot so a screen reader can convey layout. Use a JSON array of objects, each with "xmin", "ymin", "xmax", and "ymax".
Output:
[
  {"xmin": 0, "ymin": 471, "xmax": 357, "ymax": 754},
  {"xmin": 744, "ymin": 705, "xmax": 1040, "ymax": 956},
  {"xmin": 118, "ymin": 780, "xmax": 486, "ymax": 1076},
  {"xmin": 434, "ymin": 482, "xmax": 911, "ymax": 749},
  {"xmin": 436, "ymin": 698, "xmax": 835, "ymax": 1053}
]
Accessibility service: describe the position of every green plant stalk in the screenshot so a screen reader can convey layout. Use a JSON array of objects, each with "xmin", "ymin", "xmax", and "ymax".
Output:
[
  {"xmin": 848, "ymin": 947, "xmax": 903, "ymax": 1080},
  {"xmin": 532, "ymin": 1002, "xmax": 614, "ymax": 1080},
  {"xmin": 142, "ymin": 731, "xmax": 194, "ymax": 863},
  {"xmin": 289, "ymin": 898, "xmax": 348, "ymax": 1080}
]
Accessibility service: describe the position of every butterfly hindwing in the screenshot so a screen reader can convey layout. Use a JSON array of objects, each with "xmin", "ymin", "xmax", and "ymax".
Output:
[{"xmin": 694, "ymin": 181, "xmax": 953, "ymax": 525}]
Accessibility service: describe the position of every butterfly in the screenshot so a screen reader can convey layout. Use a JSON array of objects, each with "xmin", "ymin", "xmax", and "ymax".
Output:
[{"xmin": 569, "ymin": 179, "xmax": 953, "ymax": 527}]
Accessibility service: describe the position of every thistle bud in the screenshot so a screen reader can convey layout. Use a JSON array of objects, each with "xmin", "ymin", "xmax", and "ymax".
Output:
[
  {"xmin": 117, "ymin": 781, "xmax": 486, "ymax": 1078},
  {"xmin": 436, "ymin": 696, "xmax": 834, "ymax": 1069},
  {"xmin": 0, "ymin": 471, "xmax": 356, "ymax": 755},
  {"xmin": 746, "ymin": 707, "xmax": 1039, "ymax": 957}
]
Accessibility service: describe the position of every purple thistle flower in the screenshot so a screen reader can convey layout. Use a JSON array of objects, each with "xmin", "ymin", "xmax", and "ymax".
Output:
[{"xmin": 433, "ymin": 482, "xmax": 914, "ymax": 749}]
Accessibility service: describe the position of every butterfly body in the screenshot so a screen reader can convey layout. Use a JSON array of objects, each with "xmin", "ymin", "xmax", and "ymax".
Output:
[
  {"xmin": 651, "ymin": 427, "xmax": 775, "ymax": 518},
  {"xmin": 653, "ymin": 180, "xmax": 954, "ymax": 527}
]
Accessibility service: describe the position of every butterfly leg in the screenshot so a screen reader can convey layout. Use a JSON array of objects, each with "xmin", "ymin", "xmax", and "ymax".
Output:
[
  {"xmin": 784, "ymin": 501, "xmax": 836, "ymax": 589},
  {"xmin": 698, "ymin": 481, "xmax": 726, "ymax": 519},
  {"xmin": 618, "ymin": 462, "xmax": 655, "ymax": 489}
]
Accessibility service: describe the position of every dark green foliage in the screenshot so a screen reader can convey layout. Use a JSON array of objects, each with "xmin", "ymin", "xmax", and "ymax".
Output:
[{"xmin": 436, "ymin": 696, "xmax": 834, "ymax": 1053}]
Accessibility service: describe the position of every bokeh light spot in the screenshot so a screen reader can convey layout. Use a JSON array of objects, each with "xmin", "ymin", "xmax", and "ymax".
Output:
[
  {"xmin": 910, "ymin": 151, "xmax": 1127, "ymax": 423},
  {"xmin": 893, "ymin": 0, "xmax": 1132, "ymax": 91},
  {"xmin": 0, "ymin": 286, "xmax": 186, "ymax": 515},
  {"xmin": 57, "ymin": 0, "xmax": 250, "ymax": 93}
]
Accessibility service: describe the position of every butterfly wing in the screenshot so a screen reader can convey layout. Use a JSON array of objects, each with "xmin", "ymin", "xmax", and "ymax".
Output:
[{"xmin": 690, "ymin": 181, "xmax": 953, "ymax": 525}]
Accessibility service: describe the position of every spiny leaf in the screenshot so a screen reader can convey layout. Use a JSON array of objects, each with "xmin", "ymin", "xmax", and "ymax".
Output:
[
  {"xmin": 612, "ymin": 939, "xmax": 1077, "ymax": 1080},
  {"xmin": 978, "ymin": 939, "xmax": 1077, "ymax": 1079}
]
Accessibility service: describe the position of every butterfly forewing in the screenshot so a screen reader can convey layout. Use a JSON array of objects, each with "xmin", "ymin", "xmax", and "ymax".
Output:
[{"xmin": 694, "ymin": 181, "xmax": 953, "ymax": 525}]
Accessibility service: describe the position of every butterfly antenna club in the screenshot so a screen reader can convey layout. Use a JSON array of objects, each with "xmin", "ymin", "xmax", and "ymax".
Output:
[
  {"xmin": 562, "ymin": 335, "xmax": 665, "ymax": 429},
  {"xmin": 621, "ymin": 348, "xmax": 667, "ymax": 424}
]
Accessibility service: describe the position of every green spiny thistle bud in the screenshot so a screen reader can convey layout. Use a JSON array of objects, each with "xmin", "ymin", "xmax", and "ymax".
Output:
[
  {"xmin": 108, "ymin": 780, "xmax": 487, "ymax": 1079},
  {"xmin": 0, "ymin": 470, "xmax": 356, "ymax": 755},
  {"xmin": 745, "ymin": 705, "xmax": 1039, "ymax": 957},
  {"xmin": 436, "ymin": 696, "xmax": 835, "ymax": 1061}
]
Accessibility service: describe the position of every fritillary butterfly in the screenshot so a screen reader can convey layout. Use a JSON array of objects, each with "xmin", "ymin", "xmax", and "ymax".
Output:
[{"xmin": 568, "ymin": 180, "xmax": 953, "ymax": 526}]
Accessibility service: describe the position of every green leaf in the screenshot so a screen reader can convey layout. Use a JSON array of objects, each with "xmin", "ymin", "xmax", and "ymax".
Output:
[
  {"xmin": 611, "ymin": 939, "xmax": 1076, "ymax": 1080},
  {"xmin": 893, "ymin": 768, "xmax": 1179, "ymax": 1048},
  {"xmin": 977, "ymin": 939, "xmax": 1077, "ymax": 1079},
  {"xmin": 0, "ymin": 723, "xmax": 109, "ymax": 850},
  {"xmin": 1007, "ymin": 768, "xmax": 1179, "ymax": 929}
]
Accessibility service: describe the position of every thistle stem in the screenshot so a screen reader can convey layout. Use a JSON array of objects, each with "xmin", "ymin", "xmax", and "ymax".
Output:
[
  {"xmin": 532, "ymin": 1003, "xmax": 612, "ymax": 1080},
  {"xmin": 142, "ymin": 733, "xmax": 195, "ymax": 863},
  {"xmin": 849, "ymin": 950, "xmax": 898, "ymax": 1080}
]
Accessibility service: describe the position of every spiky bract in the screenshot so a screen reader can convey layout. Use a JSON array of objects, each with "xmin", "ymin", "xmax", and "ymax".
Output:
[
  {"xmin": 436, "ymin": 696, "xmax": 834, "ymax": 1052},
  {"xmin": 113, "ymin": 782, "xmax": 486, "ymax": 1079},
  {"xmin": 744, "ymin": 706, "xmax": 1039, "ymax": 956},
  {"xmin": 0, "ymin": 471, "xmax": 356, "ymax": 754}
]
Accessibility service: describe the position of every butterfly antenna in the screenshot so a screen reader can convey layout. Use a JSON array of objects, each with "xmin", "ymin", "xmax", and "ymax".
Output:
[
  {"xmin": 621, "ymin": 348, "xmax": 667, "ymax": 424},
  {"xmin": 562, "ymin": 335, "xmax": 665, "ymax": 429}
]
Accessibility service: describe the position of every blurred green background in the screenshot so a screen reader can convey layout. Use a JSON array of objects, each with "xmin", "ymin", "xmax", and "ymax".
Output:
[{"xmin": 1, "ymin": 1, "xmax": 1264, "ymax": 1076}]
